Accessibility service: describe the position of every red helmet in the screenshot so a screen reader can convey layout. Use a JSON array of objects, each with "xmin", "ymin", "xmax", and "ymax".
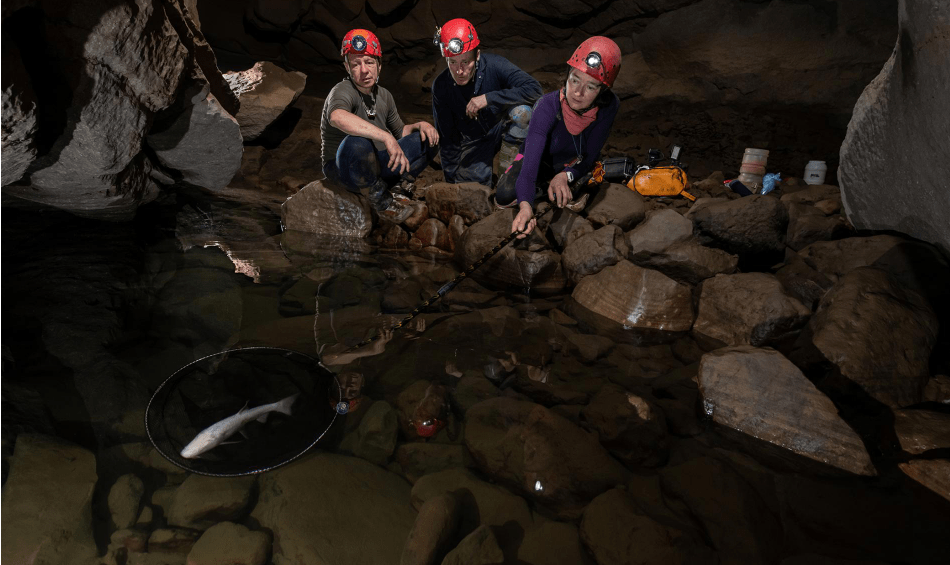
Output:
[
  {"xmin": 341, "ymin": 29, "xmax": 382, "ymax": 58},
  {"xmin": 434, "ymin": 18, "xmax": 479, "ymax": 57},
  {"xmin": 567, "ymin": 36, "xmax": 621, "ymax": 88}
]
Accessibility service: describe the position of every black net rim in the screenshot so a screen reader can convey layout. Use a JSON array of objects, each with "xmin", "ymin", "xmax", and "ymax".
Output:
[{"xmin": 145, "ymin": 347, "xmax": 340, "ymax": 477}]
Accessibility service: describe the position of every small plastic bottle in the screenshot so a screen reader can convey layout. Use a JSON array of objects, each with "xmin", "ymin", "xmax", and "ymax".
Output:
[{"xmin": 804, "ymin": 161, "xmax": 827, "ymax": 185}]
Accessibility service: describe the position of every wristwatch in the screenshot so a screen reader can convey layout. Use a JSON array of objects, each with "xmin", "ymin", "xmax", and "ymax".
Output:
[{"xmin": 565, "ymin": 170, "xmax": 574, "ymax": 183}]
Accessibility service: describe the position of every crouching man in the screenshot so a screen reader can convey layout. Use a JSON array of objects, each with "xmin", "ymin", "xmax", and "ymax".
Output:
[
  {"xmin": 321, "ymin": 29, "xmax": 440, "ymax": 222},
  {"xmin": 431, "ymin": 18, "xmax": 542, "ymax": 188}
]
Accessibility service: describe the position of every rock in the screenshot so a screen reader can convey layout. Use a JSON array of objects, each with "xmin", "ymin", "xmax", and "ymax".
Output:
[
  {"xmin": 186, "ymin": 522, "xmax": 270, "ymax": 565},
  {"xmin": 565, "ymin": 331, "xmax": 615, "ymax": 363},
  {"xmin": 109, "ymin": 473, "xmax": 146, "ymax": 529},
  {"xmin": 393, "ymin": 443, "xmax": 472, "ymax": 484},
  {"xmin": 352, "ymin": 400, "xmax": 399, "ymax": 465},
  {"xmin": 784, "ymin": 202, "xmax": 852, "ymax": 251},
  {"xmin": 659, "ymin": 456, "xmax": 783, "ymax": 564},
  {"xmin": 399, "ymin": 493, "xmax": 460, "ymax": 565},
  {"xmin": 692, "ymin": 273, "xmax": 811, "ymax": 348},
  {"xmin": 410, "ymin": 468, "xmax": 535, "ymax": 536},
  {"xmin": 780, "ymin": 555, "xmax": 887, "ymax": 565},
  {"xmin": 415, "ymin": 218, "xmax": 454, "ymax": 252},
  {"xmin": 546, "ymin": 208, "xmax": 595, "ymax": 249},
  {"xmin": 569, "ymin": 260, "xmax": 694, "ymax": 342},
  {"xmin": 425, "ymin": 182, "xmax": 493, "ymax": 225},
  {"xmin": 381, "ymin": 224, "xmax": 411, "ymax": 249},
  {"xmin": 441, "ymin": 524, "xmax": 504, "ymax": 565},
  {"xmin": 448, "ymin": 214, "xmax": 466, "ymax": 248},
  {"xmin": 136, "ymin": 505, "xmax": 155, "ymax": 528},
  {"xmin": 1, "ymin": 44, "xmax": 37, "ymax": 186},
  {"xmin": 146, "ymin": 83, "xmax": 243, "ymax": 190},
  {"xmin": 561, "ymin": 225, "xmax": 629, "ymax": 283},
  {"xmin": 924, "ymin": 375, "xmax": 950, "ymax": 404},
  {"xmin": 129, "ymin": 552, "xmax": 187, "ymax": 565},
  {"xmin": 464, "ymin": 397, "xmax": 630, "ymax": 518},
  {"xmin": 518, "ymin": 520, "xmax": 594, "ymax": 565},
  {"xmin": 452, "ymin": 376, "xmax": 503, "ymax": 414},
  {"xmin": 108, "ymin": 528, "xmax": 149, "ymax": 556},
  {"xmin": 839, "ymin": 0, "xmax": 950, "ymax": 257},
  {"xmin": 774, "ymin": 252, "xmax": 834, "ymax": 310},
  {"xmin": 166, "ymin": 474, "xmax": 256, "ymax": 530},
  {"xmin": 580, "ymin": 487, "xmax": 715, "ymax": 565},
  {"xmin": 580, "ymin": 384, "xmax": 669, "ymax": 467},
  {"xmin": 1, "ymin": 435, "xmax": 98, "ymax": 565},
  {"xmin": 455, "ymin": 209, "xmax": 566, "ymax": 293},
  {"xmin": 792, "ymin": 267, "xmax": 938, "ymax": 408},
  {"xmin": 698, "ymin": 346, "xmax": 876, "ymax": 476},
  {"xmin": 252, "ymin": 452, "xmax": 416, "ymax": 564},
  {"xmin": 626, "ymin": 208, "xmax": 694, "ymax": 259},
  {"xmin": 690, "ymin": 195, "xmax": 788, "ymax": 264},
  {"xmin": 632, "ymin": 241, "xmax": 738, "ymax": 285},
  {"xmin": 584, "ymin": 183, "xmax": 646, "ymax": 230},
  {"xmin": 225, "ymin": 61, "xmax": 306, "ymax": 141},
  {"xmin": 281, "ymin": 180, "xmax": 373, "ymax": 238},
  {"xmin": 796, "ymin": 234, "xmax": 909, "ymax": 283},
  {"xmin": 148, "ymin": 528, "xmax": 201, "ymax": 555},
  {"xmin": 894, "ymin": 409, "xmax": 950, "ymax": 455},
  {"xmin": 405, "ymin": 202, "xmax": 431, "ymax": 232},
  {"xmin": 780, "ymin": 184, "xmax": 842, "ymax": 207},
  {"xmin": 898, "ymin": 459, "xmax": 950, "ymax": 503}
]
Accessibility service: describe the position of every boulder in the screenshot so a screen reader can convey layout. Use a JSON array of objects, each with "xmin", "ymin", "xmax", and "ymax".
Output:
[
  {"xmin": 394, "ymin": 442, "xmax": 472, "ymax": 484},
  {"xmin": 632, "ymin": 241, "xmax": 738, "ymax": 285},
  {"xmin": 584, "ymin": 183, "xmax": 646, "ymax": 230},
  {"xmin": 399, "ymin": 493, "xmax": 460, "ymax": 565},
  {"xmin": 580, "ymin": 384, "xmax": 669, "ymax": 467},
  {"xmin": 570, "ymin": 260, "xmax": 694, "ymax": 341},
  {"xmin": 448, "ymin": 214, "xmax": 466, "ymax": 248},
  {"xmin": 626, "ymin": 208, "xmax": 695, "ymax": 259},
  {"xmin": 440, "ymin": 525, "xmax": 504, "ymax": 565},
  {"xmin": 109, "ymin": 473, "xmax": 146, "ymax": 529},
  {"xmin": 839, "ymin": 0, "xmax": 950, "ymax": 257},
  {"xmin": 410, "ymin": 468, "xmax": 534, "ymax": 534},
  {"xmin": 698, "ymin": 347, "xmax": 876, "ymax": 476},
  {"xmin": 1, "ymin": 44, "xmax": 37, "ymax": 186},
  {"xmin": 148, "ymin": 528, "xmax": 201, "ymax": 555},
  {"xmin": 546, "ymin": 208, "xmax": 595, "ymax": 249},
  {"xmin": 580, "ymin": 488, "xmax": 715, "ymax": 565},
  {"xmin": 146, "ymin": 83, "xmax": 243, "ymax": 190},
  {"xmin": 414, "ymin": 218, "xmax": 454, "ymax": 252},
  {"xmin": 455, "ymin": 209, "xmax": 567, "ymax": 293},
  {"xmin": 225, "ymin": 61, "xmax": 306, "ymax": 141},
  {"xmin": 425, "ymin": 182, "xmax": 493, "ymax": 225},
  {"xmin": 774, "ymin": 252, "xmax": 834, "ymax": 310},
  {"xmin": 404, "ymin": 201, "xmax": 430, "ymax": 232},
  {"xmin": 464, "ymin": 397, "xmax": 630, "ymax": 518},
  {"xmin": 898, "ymin": 459, "xmax": 950, "ymax": 503},
  {"xmin": 186, "ymin": 522, "xmax": 270, "ymax": 565},
  {"xmin": 166, "ymin": 474, "xmax": 256, "ymax": 530},
  {"xmin": 381, "ymin": 224, "xmax": 411, "ymax": 249},
  {"xmin": 690, "ymin": 195, "xmax": 788, "ymax": 264},
  {"xmin": 518, "ymin": 520, "xmax": 594, "ymax": 565},
  {"xmin": 924, "ymin": 375, "xmax": 950, "ymax": 405},
  {"xmin": 784, "ymin": 202, "xmax": 852, "ymax": 251},
  {"xmin": 792, "ymin": 267, "xmax": 938, "ymax": 408},
  {"xmin": 1, "ymin": 435, "xmax": 98, "ymax": 565},
  {"xmin": 780, "ymin": 184, "xmax": 842, "ymax": 207},
  {"xmin": 561, "ymin": 225, "xmax": 629, "ymax": 283},
  {"xmin": 894, "ymin": 410, "xmax": 950, "ymax": 455},
  {"xmin": 796, "ymin": 234, "xmax": 908, "ymax": 282},
  {"xmin": 350, "ymin": 400, "xmax": 399, "ymax": 465},
  {"xmin": 281, "ymin": 180, "xmax": 374, "ymax": 238},
  {"xmin": 692, "ymin": 273, "xmax": 811, "ymax": 348},
  {"xmin": 252, "ymin": 452, "xmax": 417, "ymax": 565}
]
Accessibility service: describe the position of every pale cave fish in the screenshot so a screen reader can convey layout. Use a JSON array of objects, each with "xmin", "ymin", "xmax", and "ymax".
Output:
[{"xmin": 180, "ymin": 394, "xmax": 299, "ymax": 459}]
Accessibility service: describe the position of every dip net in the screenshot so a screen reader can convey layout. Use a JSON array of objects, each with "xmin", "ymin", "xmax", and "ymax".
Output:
[{"xmin": 146, "ymin": 347, "xmax": 339, "ymax": 476}]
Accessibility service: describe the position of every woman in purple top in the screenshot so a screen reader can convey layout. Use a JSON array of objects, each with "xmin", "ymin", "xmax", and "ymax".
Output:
[{"xmin": 494, "ymin": 36, "xmax": 623, "ymax": 238}]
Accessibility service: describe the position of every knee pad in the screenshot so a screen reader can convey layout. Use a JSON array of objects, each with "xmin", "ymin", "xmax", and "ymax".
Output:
[{"xmin": 507, "ymin": 105, "xmax": 533, "ymax": 140}]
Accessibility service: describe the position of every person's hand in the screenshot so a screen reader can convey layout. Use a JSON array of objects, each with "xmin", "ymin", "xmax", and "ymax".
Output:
[
  {"xmin": 417, "ymin": 121, "xmax": 439, "ymax": 146},
  {"xmin": 547, "ymin": 172, "xmax": 572, "ymax": 208},
  {"xmin": 511, "ymin": 201, "xmax": 536, "ymax": 239},
  {"xmin": 383, "ymin": 134, "xmax": 410, "ymax": 175},
  {"xmin": 466, "ymin": 94, "xmax": 488, "ymax": 119}
]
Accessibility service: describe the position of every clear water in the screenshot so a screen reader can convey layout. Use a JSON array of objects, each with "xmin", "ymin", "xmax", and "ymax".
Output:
[{"xmin": 3, "ymin": 187, "xmax": 949, "ymax": 564}]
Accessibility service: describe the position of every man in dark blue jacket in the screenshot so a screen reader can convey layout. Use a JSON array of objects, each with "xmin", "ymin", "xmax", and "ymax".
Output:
[{"xmin": 431, "ymin": 18, "xmax": 542, "ymax": 188}]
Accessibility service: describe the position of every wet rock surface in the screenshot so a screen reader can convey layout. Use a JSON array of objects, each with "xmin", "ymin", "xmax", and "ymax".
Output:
[
  {"xmin": 187, "ymin": 522, "xmax": 270, "ymax": 565},
  {"xmin": 281, "ymin": 179, "xmax": 373, "ymax": 238},
  {"xmin": 579, "ymin": 384, "xmax": 669, "ymax": 468},
  {"xmin": 894, "ymin": 409, "xmax": 950, "ymax": 455},
  {"xmin": 561, "ymin": 225, "xmax": 629, "ymax": 284},
  {"xmin": 225, "ymin": 61, "xmax": 306, "ymax": 141},
  {"xmin": 633, "ymin": 240, "xmax": 739, "ymax": 285},
  {"xmin": 693, "ymin": 273, "xmax": 811, "ymax": 348},
  {"xmin": 698, "ymin": 347, "xmax": 876, "ymax": 476},
  {"xmin": 424, "ymin": 183, "xmax": 493, "ymax": 226},
  {"xmin": 898, "ymin": 459, "xmax": 950, "ymax": 503},
  {"xmin": 583, "ymin": 183, "xmax": 646, "ymax": 230},
  {"xmin": 626, "ymin": 208, "xmax": 694, "ymax": 259}
]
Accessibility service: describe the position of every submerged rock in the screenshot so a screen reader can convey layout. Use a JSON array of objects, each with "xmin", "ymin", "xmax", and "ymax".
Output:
[
  {"xmin": 692, "ymin": 273, "xmax": 811, "ymax": 348},
  {"xmin": 281, "ymin": 179, "xmax": 373, "ymax": 238},
  {"xmin": 109, "ymin": 473, "xmax": 146, "ymax": 530},
  {"xmin": 166, "ymin": 474, "xmax": 256, "ymax": 530},
  {"xmin": 1, "ymin": 435, "xmax": 98, "ymax": 565},
  {"xmin": 698, "ymin": 346, "xmax": 875, "ymax": 476},
  {"xmin": 441, "ymin": 524, "xmax": 504, "ymax": 565},
  {"xmin": 792, "ymin": 267, "xmax": 938, "ymax": 408},
  {"xmin": 570, "ymin": 260, "xmax": 694, "ymax": 341},
  {"xmin": 580, "ymin": 384, "xmax": 669, "ymax": 467},
  {"xmin": 400, "ymin": 493, "xmax": 461, "ymax": 565},
  {"xmin": 187, "ymin": 522, "xmax": 270, "ymax": 565},
  {"xmin": 225, "ymin": 61, "xmax": 306, "ymax": 141}
]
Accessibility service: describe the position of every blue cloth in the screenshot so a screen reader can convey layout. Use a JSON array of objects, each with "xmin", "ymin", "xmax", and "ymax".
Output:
[
  {"xmin": 432, "ymin": 53, "xmax": 543, "ymax": 186},
  {"xmin": 762, "ymin": 172, "xmax": 781, "ymax": 195},
  {"xmin": 322, "ymin": 132, "xmax": 437, "ymax": 209}
]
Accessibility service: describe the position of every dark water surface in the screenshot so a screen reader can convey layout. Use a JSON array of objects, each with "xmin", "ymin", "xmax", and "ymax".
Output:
[{"xmin": 3, "ymin": 188, "xmax": 949, "ymax": 564}]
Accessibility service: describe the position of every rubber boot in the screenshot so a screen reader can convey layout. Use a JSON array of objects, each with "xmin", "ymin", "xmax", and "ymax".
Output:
[{"xmin": 497, "ymin": 141, "xmax": 520, "ymax": 176}]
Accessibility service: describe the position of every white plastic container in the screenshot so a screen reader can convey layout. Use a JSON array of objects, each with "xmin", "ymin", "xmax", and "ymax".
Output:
[{"xmin": 804, "ymin": 160, "xmax": 827, "ymax": 185}]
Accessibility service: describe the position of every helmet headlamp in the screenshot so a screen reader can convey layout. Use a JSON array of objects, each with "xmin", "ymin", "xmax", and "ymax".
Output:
[{"xmin": 585, "ymin": 52, "xmax": 602, "ymax": 69}]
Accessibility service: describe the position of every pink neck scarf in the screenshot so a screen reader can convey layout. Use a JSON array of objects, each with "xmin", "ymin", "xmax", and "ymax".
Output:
[{"xmin": 560, "ymin": 89, "xmax": 598, "ymax": 135}]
